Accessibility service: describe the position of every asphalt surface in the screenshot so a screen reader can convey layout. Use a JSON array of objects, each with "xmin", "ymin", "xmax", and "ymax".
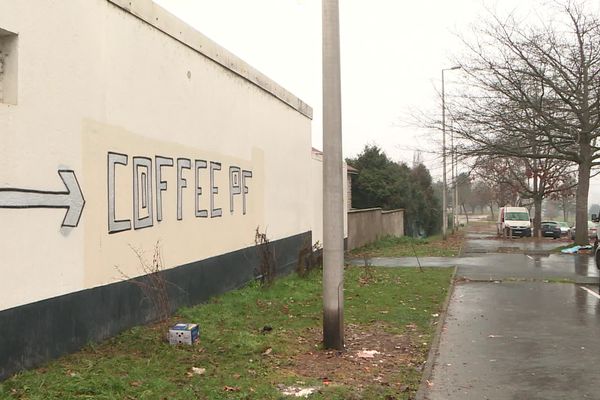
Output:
[
  {"xmin": 349, "ymin": 231, "xmax": 599, "ymax": 284},
  {"xmin": 425, "ymin": 282, "xmax": 600, "ymax": 399},
  {"xmin": 412, "ymin": 226, "xmax": 600, "ymax": 399}
]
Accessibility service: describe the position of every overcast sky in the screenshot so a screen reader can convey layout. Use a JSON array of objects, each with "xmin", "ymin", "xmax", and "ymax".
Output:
[{"xmin": 153, "ymin": 0, "xmax": 600, "ymax": 203}]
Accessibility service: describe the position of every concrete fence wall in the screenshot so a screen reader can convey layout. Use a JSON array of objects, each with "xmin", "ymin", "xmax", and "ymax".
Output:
[
  {"xmin": 347, "ymin": 208, "xmax": 405, "ymax": 250},
  {"xmin": 381, "ymin": 209, "xmax": 405, "ymax": 238}
]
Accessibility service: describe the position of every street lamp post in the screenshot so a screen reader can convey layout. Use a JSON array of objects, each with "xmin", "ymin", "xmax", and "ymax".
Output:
[
  {"xmin": 451, "ymin": 121, "xmax": 456, "ymax": 233},
  {"xmin": 442, "ymin": 66, "xmax": 461, "ymax": 240}
]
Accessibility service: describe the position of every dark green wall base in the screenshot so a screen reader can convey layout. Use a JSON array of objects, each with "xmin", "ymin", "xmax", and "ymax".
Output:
[{"xmin": 0, "ymin": 231, "xmax": 311, "ymax": 381}]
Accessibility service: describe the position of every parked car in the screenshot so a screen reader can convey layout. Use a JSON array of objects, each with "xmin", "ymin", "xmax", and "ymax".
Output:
[
  {"xmin": 557, "ymin": 221, "xmax": 571, "ymax": 237},
  {"xmin": 540, "ymin": 221, "xmax": 561, "ymax": 239},
  {"xmin": 570, "ymin": 221, "xmax": 598, "ymax": 240}
]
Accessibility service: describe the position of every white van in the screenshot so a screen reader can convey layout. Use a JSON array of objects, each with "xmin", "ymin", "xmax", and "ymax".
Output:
[{"xmin": 498, "ymin": 206, "xmax": 531, "ymax": 237}]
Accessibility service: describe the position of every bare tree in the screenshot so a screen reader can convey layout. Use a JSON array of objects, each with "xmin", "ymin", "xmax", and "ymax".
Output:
[
  {"xmin": 455, "ymin": 172, "xmax": 472, "ymax": 223},
  {"xmin": 471, "ymin": 158, "xmax": 522, "ymax": 210},
  {"xmin": 471, "ymin": 153, "xmax": 575, "ymax": 236},
  {"xmin": 470, "ymin": 180, "xmax": 497, "ymax": 217},
  {"xmin": 549, "ymin": 175, "xmax": 577, "ymax": 221},
  {"xmin": 450, "ymin": 2, "xmax": 600, "ymax": 244}
]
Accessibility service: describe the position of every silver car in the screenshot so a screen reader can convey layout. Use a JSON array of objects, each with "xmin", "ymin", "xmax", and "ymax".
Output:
[
  {"xmin": 557, "ymin": 221, "xmax": 571, "ymax": 237},
  {"xmin": 570, "ymin": 221, "xmax": 598, "ymax": 240}
]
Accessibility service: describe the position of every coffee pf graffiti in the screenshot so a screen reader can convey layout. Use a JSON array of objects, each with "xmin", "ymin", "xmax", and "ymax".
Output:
[{"xmin": 107, "ymin": 152, "xmax": 252, "ymax": 234}]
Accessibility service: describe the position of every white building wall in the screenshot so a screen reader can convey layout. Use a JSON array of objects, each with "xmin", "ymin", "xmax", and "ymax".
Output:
[{"xmin": 0, "ymin": 0, "xmax": 313, "ymax": 310}]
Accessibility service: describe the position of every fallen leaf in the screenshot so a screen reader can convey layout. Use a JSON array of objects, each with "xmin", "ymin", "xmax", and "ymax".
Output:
[
  {"xmin": 191, "ymin": 367, "xmax": 206, "ymax": 375},
  {"xmin": 262, "ymin": 347, "xmax": 273, "ymax": 356},
  {"xmin": 224, "ymin": 386, "xmax": 240, "ymax": 392}
]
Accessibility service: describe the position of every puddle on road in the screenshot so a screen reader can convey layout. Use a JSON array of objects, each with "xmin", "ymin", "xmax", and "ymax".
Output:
[
  {"xmin": 464, "ymin": 249, "xmax": 489, "ymax": 254},
  {"xmin": 497, "ymin": 247, "xmax": 522, "ymax": 253}
]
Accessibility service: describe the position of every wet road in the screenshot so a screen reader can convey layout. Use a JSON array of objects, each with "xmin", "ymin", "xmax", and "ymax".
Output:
[
  {"xmin": 425, "ymin": 282, "xmax": 600, "ymax": 399},
  {"xmin": 349, "ymin": 231, "xmax": 599, "ymax": 284},
  {"xmin": 414, "ymin": 227, "xmax": 600, "ymax": 399},
  {"xmin": 353, "ymin": 253, "xmax": 599, "ymax": 283}
]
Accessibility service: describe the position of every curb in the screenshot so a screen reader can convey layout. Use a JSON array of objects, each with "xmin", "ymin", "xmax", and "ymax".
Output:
[
  {"xmin": 454, "ymin": 276, "xmax": 600, "ymax": 285},
  {"xmin": 415, "ymin": 266, "xmax": 457, "ymax": 400}
]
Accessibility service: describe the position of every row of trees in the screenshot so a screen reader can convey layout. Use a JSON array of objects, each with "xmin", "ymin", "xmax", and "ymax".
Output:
[
  {"xmin": 345, "ymin": 145, "xmax": 578, "ymax": 237},
  {"xmin": 442, "ymin": 1, "xmax": 600, "ymax": 243},
  {"xmin": 441, "ymin": 172, "xmax": 576, "ymax": 223},
  {"xmin": 347, "ymin": 145, "xmax": 441, "ymax": 236}
]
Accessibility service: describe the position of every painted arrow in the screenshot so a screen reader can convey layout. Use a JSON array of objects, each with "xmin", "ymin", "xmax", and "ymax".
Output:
[{"xmin": 0, "ymin": 170, "xmax": 85, "ymax": 227}]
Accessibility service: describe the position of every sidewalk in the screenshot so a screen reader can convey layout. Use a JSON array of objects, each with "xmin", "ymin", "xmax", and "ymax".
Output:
[{"xmin": 417, "ymin": 225, "xmax": 600, "ymax": 399}]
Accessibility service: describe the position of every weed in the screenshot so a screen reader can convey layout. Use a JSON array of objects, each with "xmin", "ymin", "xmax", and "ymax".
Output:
[
  {"xmin": 360, "ymin": 253, "xmax": 374, "ymax": 284},
  {"xmin": 297, "ymin": 238, "xmax": 323, "ymax": 277},
  {"xmin": 255, "ymin": 226, "xmax": 276, "ymax": 287},
  {"xmin": 115, "ymin": 241, "xmax": 172, "ymax": 324}
]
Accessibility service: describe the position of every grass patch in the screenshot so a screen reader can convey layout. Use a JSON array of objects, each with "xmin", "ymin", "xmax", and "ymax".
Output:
[
  {"xmin": 351, "ymin": 233, "xmax": 463, "ymax": 258},
  {"xmin": 0, "ymin": 267, "xmax": 453, "ymax": 400}
]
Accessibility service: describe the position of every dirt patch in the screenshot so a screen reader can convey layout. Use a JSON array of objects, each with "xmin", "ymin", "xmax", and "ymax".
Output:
[
  {"xmin": 286, "ymin": 323, "xmax": 423, "ymax": 394},
  {"xmin": 435, "ymin": 232, "xmax": 464, "ymax": 253},
  {"xmin": 465, "ymin": 223, "xmax": 497, "ymax": 234}
]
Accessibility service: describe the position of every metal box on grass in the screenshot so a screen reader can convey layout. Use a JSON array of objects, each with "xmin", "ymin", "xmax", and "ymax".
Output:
[{"xmin": 168, "ymin": 323, "xmax": 200, "ymax": 345}]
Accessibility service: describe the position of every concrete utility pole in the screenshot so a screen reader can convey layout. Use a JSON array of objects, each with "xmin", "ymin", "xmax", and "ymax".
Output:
[
  {"xmin": 441, "ymin": 66, "xmax": 461, "ymax": 240},
  {"xmin": 450, "ymin": 120, "xmax": 459, "ymax": 232},
  {"xmin": 442, "ymin": 70, "xmax": 448, "ymax": 240},
  {"xmin": 454, "ymin": 163, "xmax": 459, "ymax": 231},
  {"xmin": 322, "ymin": 0, "xmax": 344, "ymax": 350}
]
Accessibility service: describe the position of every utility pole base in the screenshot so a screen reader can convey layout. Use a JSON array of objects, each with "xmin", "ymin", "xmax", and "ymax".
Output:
[{"xmin": 323, "ymin": 310, "xmax": 344, "ymax": 350}]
